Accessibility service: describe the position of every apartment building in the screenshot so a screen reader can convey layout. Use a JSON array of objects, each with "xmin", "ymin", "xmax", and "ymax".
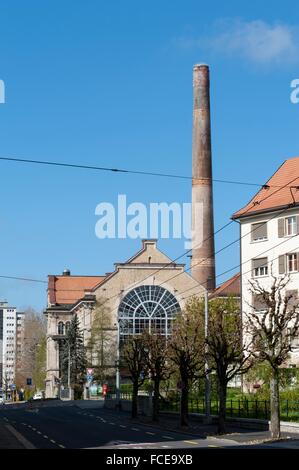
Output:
[
  {"xmin": 233, "ymin": 157, "xmax": 299, "ymax": 366},
  {"xmin": 0, "ymin": 301, "xmax": 17, "ymax": 391}
]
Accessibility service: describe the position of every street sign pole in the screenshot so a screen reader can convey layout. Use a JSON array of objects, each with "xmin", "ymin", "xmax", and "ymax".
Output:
[{"xmin": 115, "ymin": 319, "xmax": 121, "ymax": 409}]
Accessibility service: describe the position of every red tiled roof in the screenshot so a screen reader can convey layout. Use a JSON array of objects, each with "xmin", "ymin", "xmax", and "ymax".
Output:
[
  {"xmin": 210, "ymin": 273, "xmax": 240, "ymax": 299},
  {"xmin": 48, "ymin": 275, "xmax": 105, "ymax": 305},
  {"xmin": 232, "ymin": 157, "xmax": 299, "ymax": 219}
]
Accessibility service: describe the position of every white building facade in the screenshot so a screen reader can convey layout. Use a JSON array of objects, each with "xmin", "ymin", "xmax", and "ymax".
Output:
[
  {"xmin": 0, "ymin": 302, "xmax": 17, "ymax": 392},
  {"xmin": 233, "ymin": 157, "xmax": 299, "ymax": 367}
]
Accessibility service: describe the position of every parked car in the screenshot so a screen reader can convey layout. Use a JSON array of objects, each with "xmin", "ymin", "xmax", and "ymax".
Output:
[
  {"xmin": 32, "ymin": 391, "xmax": 43, "ymax": 400},
  {"xmin": 0, "ymin": 394, "xmax": 5, "ymax": 405}
]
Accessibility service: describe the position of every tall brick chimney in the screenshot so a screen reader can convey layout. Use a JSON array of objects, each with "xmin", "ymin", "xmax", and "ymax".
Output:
[{"xmin": 191, "ymin": 64, "xmax": 215, "ymax": 291}]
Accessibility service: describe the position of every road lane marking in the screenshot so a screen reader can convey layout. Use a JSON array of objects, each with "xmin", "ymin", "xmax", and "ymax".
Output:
[
  {"xmin": 5, "ymin": 424, "xmax": 36, "ymax": 449},
  {"xmin": 131, "ymin": 428, "xmax": 140, "ymax": 431},
  {"xmin": 50, "ymin": 439, "xmax": 56, "ymax": 444},
  {"xmin": 208, "ymin": 445, "xmax": 220, "ymax": 448},
  {"xmin": 184, "ymin": 440, "xmax": 198, "ymax": 445},
  {"xmin": 43, "ymin": 435, "xmax": 48, "ymax": 439},
  {"xmin": 59, "ymin": 444, "xmax": 65, "ymax": 448},
  {"xmin": 109, "ymin": 422, "xmax": 115, "ymax": 425},
  {"xmin": 120, "ymin": 425, "xmax": 127, "ymax": 428},
  {"xmin": 162, "ymin": 436, "xmax": 174, "ymax": 440},
  {"xmin": 146, "ymin": 432, "xmax": 155, "ymax": 435}
]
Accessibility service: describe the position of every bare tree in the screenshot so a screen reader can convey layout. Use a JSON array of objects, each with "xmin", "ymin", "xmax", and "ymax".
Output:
[
  {"xmin": 86, "ymin": 302, "xmax": 116, "ymax": 385},
  {"xmin": 141, "ymin": 330, "xmax": 171, "ymax": 422},
  {"xmin": 15, "ymin": 309, "xmax": 46, "ymax": 392},
  {"xmin": 122, "ymin": 336, "xmax": 148, "ymax": 418},
  {"xmin": 246, "ymin": 276, "xmax": 299, "ymax": 439},
  {"xmin": 168, "ymin": 298, "xmax": 205, "ymax": 427},
  {"xmin": 206, "ymin": 297, "xmax": 253, "ymax": 434}
]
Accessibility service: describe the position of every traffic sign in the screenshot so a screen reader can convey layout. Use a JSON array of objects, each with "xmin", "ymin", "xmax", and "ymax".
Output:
[{"xmin": 11, "ymin": 384, "xmax": 16, "ymax": 390}]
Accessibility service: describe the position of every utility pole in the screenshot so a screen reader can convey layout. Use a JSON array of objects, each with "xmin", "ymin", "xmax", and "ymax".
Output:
[
  {"xmin": 115, "ymin": 320, "xmax": 121, "ymax": 409},
  {"xmin": 204, "ymin": 289, "xmax": 211, "ymax": 423},
  {"xmin": 67, "ymin": 342, "xmax": 71, "ymax": 397}
]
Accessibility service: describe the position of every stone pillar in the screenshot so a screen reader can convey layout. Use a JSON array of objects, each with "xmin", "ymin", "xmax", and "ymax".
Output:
[{"xmin": 191, "ymin": 64, "xmax": 215, "ymax": 291}]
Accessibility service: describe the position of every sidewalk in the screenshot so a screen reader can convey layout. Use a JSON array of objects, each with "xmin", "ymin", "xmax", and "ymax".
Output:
[{"xmin": 107, "ymin": 408, "xmax": 299, "ymax": 447}]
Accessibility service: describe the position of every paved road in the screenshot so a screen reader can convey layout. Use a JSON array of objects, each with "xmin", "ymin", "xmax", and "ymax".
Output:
[
  {"xmin": 0, "ymin": 403, "xmax": 242, "ymax": 449},
  {"xmin": 2, "ymin": 403, "xmax": 299, "ymax": 449}
]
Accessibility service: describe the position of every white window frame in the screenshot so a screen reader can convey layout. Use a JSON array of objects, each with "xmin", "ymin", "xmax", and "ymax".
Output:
[
  {"xmin": 285, "ymin": 216, "xmax": 297, "ymax": 237},
  {"xmin": 251, "ymin": 221, "xmax": 268, "ymax": 242},
  {"xmin": 253, "ymin": 264, "xmax": 268, "ymax": 278},
  {"xmin": 288, "ymin": 329, "xmax": 299, "ymax": 350},
  {"xmin": 287, "ymin": 253, "xmax": 298, "ymax": 273}
]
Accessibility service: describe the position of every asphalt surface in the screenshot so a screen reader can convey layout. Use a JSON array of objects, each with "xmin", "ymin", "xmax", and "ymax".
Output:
[
  {"xmin": 1, "ymin": 402, "xmax": 299, "ymax": 449},
  {"xmin": 0, "ymin": 402, "xmax": 241, "ymax": 449}
]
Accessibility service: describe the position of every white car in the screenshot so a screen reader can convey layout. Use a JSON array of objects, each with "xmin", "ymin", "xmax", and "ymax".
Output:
[
  {"xmin": 0, "ymin": 395, "xmax": 5, "ymax": 405},
  {"xmin": 32, "ymin": 392, "xmax": 43, "ymax": 400}
]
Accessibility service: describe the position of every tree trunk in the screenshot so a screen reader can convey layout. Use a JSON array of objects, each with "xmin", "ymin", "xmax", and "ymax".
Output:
[
  {"xmin": 270, "ymin": 368, "xmax": 281, "ymax": 439},
  {"xmin": 152, "ymin": 378, "xmax": 160, "ymax": 422},
  {"xmin": 132, "ymin": 381, "xmax": 138, "ymax": 419},
  {"xmin": 218, "ymin": 379, "xmax": 227, "ymax": 434},
  {"xmin": 180, "ymin": 383, "xmax": 189, "ymax": 427}
]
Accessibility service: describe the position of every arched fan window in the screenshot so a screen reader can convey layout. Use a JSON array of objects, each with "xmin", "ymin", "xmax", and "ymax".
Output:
[{"xmin": 118, "ymin": 285, "xmax": 180, "ymax": 339}]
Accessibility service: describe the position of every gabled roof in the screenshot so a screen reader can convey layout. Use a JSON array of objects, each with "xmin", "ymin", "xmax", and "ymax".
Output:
[
  {"xmin": 210, "ymin": 273, "xmax": 240, "ymax": 299},
  {"xmin": 232, "ymin": 157, "xmax": 299, "ymax": 219},
  {"xmin": 48, "ymin": 275, "xmax": 105, "ymax": 305}
]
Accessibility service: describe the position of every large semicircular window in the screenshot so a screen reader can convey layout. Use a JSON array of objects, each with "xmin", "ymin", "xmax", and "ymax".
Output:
[{"xmin": 118, "ymin": 285, "xmax": 180, "ymax": 338}]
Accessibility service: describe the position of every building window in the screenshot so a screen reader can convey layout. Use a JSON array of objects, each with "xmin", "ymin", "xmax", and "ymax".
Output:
[
  {"xmin": 288, "ymin": 329, "xmax": 299, "ymax": 349},
  {"xmin": 251, "ymin": 222, "xmax": 267, "ymax": 242},
  {"xmin": 65, "ymin": 321, "xmax": 70, "ymax": 333},
  {"xmin": 252, "ymin": 258, "xmax": 268, "ymax": 278},
  {"xmin": 58, "ymin": 322, "xmax": 65, "ymax": 335},
  {"xmin": 288, "ymin": 253, "xmax": 298, "ymax": 273},
  {"xmin": 286, "ymin": 217, "xmax": 297, "ymax": 236},
  {"xmin": 118, "ymin": 285, "xmax": 180, "ymax": 339}
]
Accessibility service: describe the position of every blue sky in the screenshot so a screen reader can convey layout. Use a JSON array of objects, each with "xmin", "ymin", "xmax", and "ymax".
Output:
[{"xmin": 0, "ymin": 0, "xmax": 299, "ymax": 310}]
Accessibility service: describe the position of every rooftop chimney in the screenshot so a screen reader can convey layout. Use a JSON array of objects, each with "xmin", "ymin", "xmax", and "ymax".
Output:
[{"xmin": 191, "ymin": 64, "xmax": 215, "ymax": 291}]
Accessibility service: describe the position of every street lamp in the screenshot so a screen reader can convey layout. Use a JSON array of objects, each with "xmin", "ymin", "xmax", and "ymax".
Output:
[
  {"xmin": 67, "ymin": 342, "xmax": 71, "ymax": 399},
  {"xmin": 115, "ymin": 319, "xmax": 121, "ymax": 409},
  {"xmin": 204, "ymin": 288, "xmax": 211, "ymax": 424}
]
